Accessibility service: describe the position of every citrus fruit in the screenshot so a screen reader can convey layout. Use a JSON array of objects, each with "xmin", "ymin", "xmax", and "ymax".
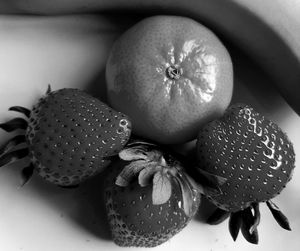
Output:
[{"xmin": 106, "ymin": 15, "xmax": 233, "ymax": 144}]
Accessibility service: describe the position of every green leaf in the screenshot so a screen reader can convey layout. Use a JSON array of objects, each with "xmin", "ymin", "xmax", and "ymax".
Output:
[
  {"xmin": 9, "ymin": 106, "xmax": 31, "ymax": 118},
  {"xmin": 119, "ymin": 141, "xmax": 165, "ymax": 166},
  {"xmin": 0, "ymin": 118, "xmax": 28, "ymax": 132},
  {"xmin": 20, "ymin": 163, "xmax": 35, "ymax": 186},
  {"xmin": 0, "ymin": 148, "xmax": 29, "ymax": 167},
  {"xmin": 118, "ymin": 147, "xmax": 148, "ymax": 161},
  {"xmin": 241, "ymin": 208, "xmax": 259, "ymax": 244},
  {"xmin": 115, "ymin": 160, "xmax": 146, "ymax": 186},
  {"xmin": 0, "ymin": 135, "xmax": 26, "ymax": 156},
  {"xmin": 207, "ymin": 208, "xmax": 230, "ymax": 225},
  {"xmin": 152, "ymin": 171, "xmax": 172, "ymax": 205},
  {"xmin": 249, "ymin": 203, "xmax": 261, "ymax": 234},
  {"xmin": 138, "ymin": 163, "xmax": 160, "ymax": 187},
  {"xmin": 176, "ymin": 172, "xmax": 199, "ymax": 217},
  {"xmin": 266, "ymin": 200, "xmax": 291, "ymax": 231},
  {"xmin": 229, "ymin": 211, "xmax": 242, "ymax": 241}
]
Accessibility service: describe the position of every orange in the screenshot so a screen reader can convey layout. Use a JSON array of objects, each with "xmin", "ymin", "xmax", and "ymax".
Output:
[{"xmin": 105, "ymin": 15, "xmax": 233, "ymax": 144}]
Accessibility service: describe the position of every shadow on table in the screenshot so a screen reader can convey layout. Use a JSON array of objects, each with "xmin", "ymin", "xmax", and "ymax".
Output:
[{"xmin": 24, "ymin": 167, "xmax": 112, "ymax": 241}]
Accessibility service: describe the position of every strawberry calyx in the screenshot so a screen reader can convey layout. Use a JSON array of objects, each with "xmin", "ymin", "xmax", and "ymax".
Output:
[
  {"xmin": 266, "ymin": 200, "xmax": 291, "ymax": 230},
  {"xmin": 0, "ymin": 85, "xmax": 54, "ymax": 186},
  {"xmin": 115, "ymin": 140, "xmax": 200, "ymax": 217},
  {"xmin": 207, "ymin": 199, "xmax": 291, "ymax": 244}
]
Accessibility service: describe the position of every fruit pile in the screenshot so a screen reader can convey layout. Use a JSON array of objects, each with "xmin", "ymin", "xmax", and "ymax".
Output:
[{"xmin": 0, "ymin": 16, "xmax": 296, "ymax": 247}]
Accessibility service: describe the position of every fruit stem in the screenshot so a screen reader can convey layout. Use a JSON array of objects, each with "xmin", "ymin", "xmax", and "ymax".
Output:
[{"xmin": 166, "ymin": 65, "xmax": 183, "ymax": 80}]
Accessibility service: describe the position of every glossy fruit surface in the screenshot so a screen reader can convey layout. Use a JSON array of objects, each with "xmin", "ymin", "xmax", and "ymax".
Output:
[
  {"xmin": 196, "ymin": 104, "xmax": 295, "ymax": 212},
  {"xmin": 0, "ymin": 87, "xmax": 132, "ymax": 186},
  {"xmin": 194, "ymin": 103, "xmax": 295, "ymax": 244},
  {"xmin": 106, "ymin": 15, "xmax": 233, "ymax": 144}
]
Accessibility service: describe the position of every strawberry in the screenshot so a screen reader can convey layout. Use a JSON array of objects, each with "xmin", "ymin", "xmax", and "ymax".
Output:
[
  {"xmin": 195, "ymin": 103, "xmax": 295, "ymax": 244},
  {"xmin": 104, "ymin": 140, "xmax": 200, "ymax": 247},
  {"xmin": 0, "ymin": 86, "xmax": 131, "ymax": 187}
]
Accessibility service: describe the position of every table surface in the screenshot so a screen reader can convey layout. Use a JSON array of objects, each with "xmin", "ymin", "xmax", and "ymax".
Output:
[{"xmin": 0, "ymin": 14, "xmax": 299, "ymax": 251}]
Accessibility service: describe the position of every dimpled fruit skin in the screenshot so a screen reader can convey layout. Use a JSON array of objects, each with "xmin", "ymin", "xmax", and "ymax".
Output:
[
  {"xmin": 106, "ymin": 15, "xmax": 233, "ymax": 144},
  {"xmin": 104, "ymin": 161, "xmax": 200, "ymax": 247},
  {"xmin": 196, "ymin": 104, "xmax": 295, "ymax": 212},
  {"xmin": 26, "ymin": 88, "xmax": 131, "ymax": 186}
]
